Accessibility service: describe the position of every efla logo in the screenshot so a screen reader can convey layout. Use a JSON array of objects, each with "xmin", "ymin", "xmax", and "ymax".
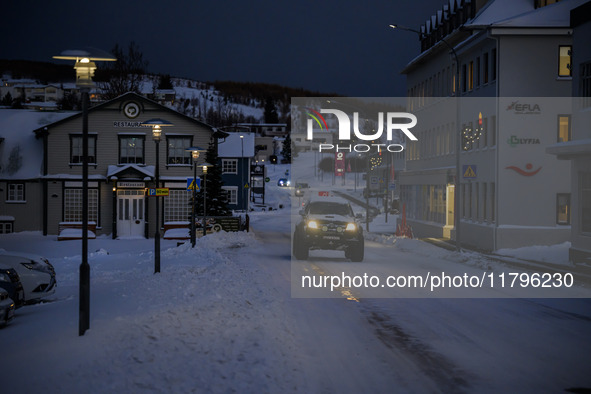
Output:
[{"xmin": 305, "ymin": 108, "xmax": 418, "ymax": 153}]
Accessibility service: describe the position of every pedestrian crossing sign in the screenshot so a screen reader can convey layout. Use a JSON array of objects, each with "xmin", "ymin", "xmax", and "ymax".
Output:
[
  {"xmin": 462, "ymin": 165, "xmax": 477, "ymax": 179},
  {"xmin": 187, "ymin": 177, "xmax": 201, "ymax": 191}
]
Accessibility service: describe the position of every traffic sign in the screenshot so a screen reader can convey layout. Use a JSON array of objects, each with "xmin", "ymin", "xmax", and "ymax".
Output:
[
  {"xmin": 462, "ymin": 165, "xmax": 477, "ymax": 179},
  {"xmin": 148, "ymin": 188, "xmax": 169, "ymax": 196},
  {"xmin": 187, "ymin": 177, "xmax": 201, "ymax": 191}
]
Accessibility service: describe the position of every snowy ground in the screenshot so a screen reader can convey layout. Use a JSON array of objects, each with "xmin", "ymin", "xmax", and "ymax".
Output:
[{"xmin": 1, "ymin": 160, "xmax": 590, "ymax": 393}]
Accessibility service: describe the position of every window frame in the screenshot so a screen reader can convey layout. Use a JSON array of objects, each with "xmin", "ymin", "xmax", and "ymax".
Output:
[
  {"xmin": 70, "ymin": 134, "xmax": 97, "ymax": 165},
  {"xmin": 166, "ymin": 136, "xmax": 193, "ymax": 166},
  {"xmin": 556, "ymin": 193, "xmax": 571, "ymax": 225},
  {"xmin": 63, "ymin": 187, "xmax": 99, "ymax": 224},
  {"xmin": 6, "ymin": 183, "xmax": 25, "ymax": 203},
  {"xmin": 222, "ymin": 159, "xmax": 238, "ymax": 174},
  {"xmin": 222, "ymin": 186, "xmax": 238, "ymax": 205},
  {"xmin": 118, "ymin": 135, "xmax": 145, "ymax": 164},
  {"xmin": 557, "ymin": 114, "xmax": 571, "ymax": 142},
  {"xmin": 558, "ymin": 45, "xmax": 572, "ymax": 78}
]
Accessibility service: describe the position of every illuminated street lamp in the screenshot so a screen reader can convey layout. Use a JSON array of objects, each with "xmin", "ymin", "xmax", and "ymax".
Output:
[
  {"xmin": 53, "ymin": 48, "xmax": 116, "ymax": 337},
  {"xmin": 390, "ymin": 24, "xmax": 462, "ymax": 251},
  {"xmin": 186, "ymin": 146, "xmax": 206, "ymax": 247},
  {"xmin": 141, "ymin": 118, "xmax": 174, "ymax": 273}
]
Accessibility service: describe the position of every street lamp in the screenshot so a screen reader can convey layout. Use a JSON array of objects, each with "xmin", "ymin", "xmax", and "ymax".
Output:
[
  {"xmin": 141, "ymin": 118, "xmax": 174, "ymax": 273},
  {"xmin": 186, "ymin": 146, "xmax": 206, "ymax": 247},
  {"xmin": 390, "ymin": 24, "xmax": 462, "ymax": 251},
  {"xmin": 201, "ymin": 163, "xmax": 214, "ymax": 237},
  {"xmin": 53, "ymin": 48, "xmax": 116, "ymax": 337}
]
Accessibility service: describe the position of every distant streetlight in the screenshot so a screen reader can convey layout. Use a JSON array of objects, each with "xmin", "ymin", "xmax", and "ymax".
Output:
[
  {"xmin": 53, "ymin": 48, "xmax": 116, "ymax": 337},
  {"xmin": 141, "ymin": 118, "xmax": 174, "ymax": 272},
  {"xmin": 201, "ymin": 163, "xmax": 214, "ymax": 237},
  {"xmin": 186, "ymin": 146, "xmax": 206, "ymax": 247},
  {"xmin": 390, "ymin": 24, "xmax": 462, "ymax": 251}
]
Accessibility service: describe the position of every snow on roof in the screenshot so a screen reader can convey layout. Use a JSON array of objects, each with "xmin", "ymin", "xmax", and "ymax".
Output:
[
  {"xmin": 0, "ymin": 109, "xmax": 75, "ymax": 180},
  {"xmin": 107, "ymin": 164, "xmax": 155, "ymax": 178},
  {"xmin": 466, "ymin": 0, "xmax": 587, "ymax": 28},
  {"xmin": 217, "ymin": 132, "xmax": 255, "ymax": 158}
]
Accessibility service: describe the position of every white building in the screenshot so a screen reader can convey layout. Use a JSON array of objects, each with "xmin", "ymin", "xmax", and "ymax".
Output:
[{"xmin": 399, "ymin": 0, "xmax": 587, "ymax": 251}]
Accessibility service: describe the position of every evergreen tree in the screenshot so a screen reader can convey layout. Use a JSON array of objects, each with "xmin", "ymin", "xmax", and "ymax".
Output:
[
  {"xmin": 1, "ymin": 92, "xmax": 13, "ymax": 106},
  {"xmin": 281, "ymin": 133, "xmax": 292, "ymax": 162},
  {"xmin": 194, "ymin": 142, "xmax": 231, "ymax": 217},
  {"xmin": 157, "ymin": 74, "xmax": 173, "ymax": 90}
]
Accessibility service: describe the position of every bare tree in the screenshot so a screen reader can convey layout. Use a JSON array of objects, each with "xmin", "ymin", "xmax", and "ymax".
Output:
[{"xmin": 98, "ymin": 41, "xmax": 149, "ymax": 100}]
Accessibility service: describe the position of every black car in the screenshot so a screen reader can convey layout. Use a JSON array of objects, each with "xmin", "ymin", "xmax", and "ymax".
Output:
[
  {"xmin": 0, "ymin": 263, "xmax": 25, "ymax": 308},
  {"xmin": 293, "ymin": 197, "xmax": 364, "ymax": 262}
]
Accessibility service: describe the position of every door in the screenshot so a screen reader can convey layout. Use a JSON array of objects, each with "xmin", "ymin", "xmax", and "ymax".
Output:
[{"xmin": 117, "ymin": 190, "xmax": 145, "ymax": 238}]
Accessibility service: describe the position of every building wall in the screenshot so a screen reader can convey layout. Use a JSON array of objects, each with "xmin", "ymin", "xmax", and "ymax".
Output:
[{"xmin": 0, "ymin": 181, "xmax": 43, "ymax": 232}]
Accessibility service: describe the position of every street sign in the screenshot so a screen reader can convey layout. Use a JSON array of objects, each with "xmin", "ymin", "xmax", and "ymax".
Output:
[
  {"xmin": 187, "ymin": 178, "xmax": 201, "ymax": 191},
  {"xmin": 462, "ymin": 165, "xmax": 477, "ymax": 179},
  {"xmin": 148, "ymin": 188, "xmax": 169, "ymax": 196}
]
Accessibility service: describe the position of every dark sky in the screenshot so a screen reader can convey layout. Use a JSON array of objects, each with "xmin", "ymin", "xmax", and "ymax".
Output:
[{"xmin": 1, "ymin": 0, "xmax": 445, "ymax": 96}]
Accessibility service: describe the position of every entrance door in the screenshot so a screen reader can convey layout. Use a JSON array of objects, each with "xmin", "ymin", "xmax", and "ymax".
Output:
[{"xmin": 117, "ymin": 190, "xmax": 145, "ymax": 238}]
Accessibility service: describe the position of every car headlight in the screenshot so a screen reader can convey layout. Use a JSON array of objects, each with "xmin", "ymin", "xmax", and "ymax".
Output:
[
  {"xmin": 345, "ymin": 223, "xmax": 357, "ymax": 231},
  {"xmin": 307, "ymin": 220, "xmax": 319, "ymax": 229}
]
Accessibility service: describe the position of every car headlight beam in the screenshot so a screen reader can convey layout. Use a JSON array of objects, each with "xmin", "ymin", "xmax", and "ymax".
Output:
[
  {"xmin": 307, "ymin": 220, "xmax": 319, "ymax": 229},
  {"xmin": 345, "ymin": 223, "xmax": 357, "ymax": 231}
]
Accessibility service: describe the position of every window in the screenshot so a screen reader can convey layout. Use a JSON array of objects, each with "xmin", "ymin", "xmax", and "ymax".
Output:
[
  {"xmin": 558, "ymin": 46, "xmax": 572, "ymax": 77},
  {"xmin": 556, "ymin": 193, "xmax": 570, "ymax": 225},
  {"xmin": 222, "ymin": 186, "xmax": 238, "ymax": 205},
  {"xmin": 164, "ymin": 190, "xmax": 191, "ymax": 222},
  {"xmin": 490, "ymin": 182, "xmax": 496, "ymax": 223},
  {"xmin": 222, "ymin": 159, "xmax": 238, "ymax": 174},
  {"xmin": 580, "ymin": 61, "xmax": 591, "ymax": 108},
  {"xmin": 475, "ymin": 57, "xmax": 480, "ymax": 87},
  {"xmin": 557, "ymin": 115, "xmax": 571, "ymax": 142},
  {"xmin": 7, "ymin": 183, "xmax": 25, "ymax": 202},
  {"xmin": 468, "ymin": 61, "xmax": 474, "ymax": 91},
  {"xmin": 582, "ymin": 173, "xmax": 591, "ymax": 234},
  {"xmin": 64, "ymin": 188, "xmax": 98, "ymax": 223},
  {"xmin": 462, "ymin": 64, "xmax": 467, "ymax": 92},
  {"xmin": 482, "ymin": 183, "xmax": 487, "ymax": 222},
  {"xmin": 491, "ymin": 49, "xmax": 497, "ymax": 81},
  {"xmin": 490, "ymin": 115, "xmax": 497, "ymax": 146},
  {"xmin": 483, "ymin": 53, "xmax": 489, "ymax": 84},
  {"xmin": 475, "ymin": 183, "xmax": 479, "ymax": 221},
  {"xmin": 0, "ymin": 222, "xmax": 13, "ymax": 234},
  {"xmin": 119, "ymin": 136, "xmax": 144, "ymax": 164},
  {"xmin": 167, "ymin": 137, "xmax": 192, "ymax": 165},
  {"xmin": 70, "ymin": 135, "xmax": 97, "ymax": 164}
]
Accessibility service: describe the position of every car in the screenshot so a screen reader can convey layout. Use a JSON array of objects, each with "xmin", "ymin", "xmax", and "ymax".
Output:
[
  {"xmin": 0, "ymin": 288, "xmax": 15, "ymax": 327},
  {"xmin": 0, "ymin": 252, "xmax": 56, "ymax": 304},
  {"xmin": 0, "ymin": 263, "xmax": 25, "ymax": 308},
  {"xmin": 294, "ymin": 182, "xmax": 310, "ymax": 197},
  {"xmin": 293, "ymin": 196, "xmax": 364, "ymax": 262},
  {"xmin": 277, "ymin": 178, "xmax": 290, "ymax": 187}
]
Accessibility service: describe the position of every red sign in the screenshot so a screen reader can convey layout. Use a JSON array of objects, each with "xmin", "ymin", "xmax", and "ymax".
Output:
[
  {"xmin": 335, "ymin": 151, "xmax": 345, "ymax": 177},
  {"xmin": 318, "ymin": 191, "xmax": 330, "ymax": 197}
]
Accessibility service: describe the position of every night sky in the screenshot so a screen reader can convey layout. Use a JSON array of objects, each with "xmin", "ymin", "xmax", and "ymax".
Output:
[{"xmin": 1, "ymin": 0, "xmax": 446, "ymax": 96}]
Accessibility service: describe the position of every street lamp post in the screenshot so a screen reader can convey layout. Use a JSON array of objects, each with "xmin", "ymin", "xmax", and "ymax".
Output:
[
  {"xmin": 390, "ymin": 24, "xmax": 462, "ymax": 251},
  {"xmin": 53, "ymin": 48, "xmax": 116, "ymax": 336},
  {"xmin": 201, "ymin": 163, "xmax": 213, "ymax": 237},
  {"xmin": 141, "ymin": 118, "xmax": 174, "ymax": 273},
  {"xmin": 186, "ymin": 147, "xmax": 206, "ymax": 247}
]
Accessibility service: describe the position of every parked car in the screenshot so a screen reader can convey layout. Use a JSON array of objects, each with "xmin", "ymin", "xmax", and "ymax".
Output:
[
  {"xmin": 277, "ymin": 178, "xmax": 290, "ymax": 187},
  {"xmin": 0, "ymin": 288, "xmax": 15, "ymax": 327},
  {"xmin": 0, "ymin": 263, "xmax": 24, "ymax": 308},
  {"xmin": 293, "ymin": 196, "xmax": 364, "ymax": 262},
  {"xmin": 0, "ymin": 252, "xmax": 56, "ymax": 304}
]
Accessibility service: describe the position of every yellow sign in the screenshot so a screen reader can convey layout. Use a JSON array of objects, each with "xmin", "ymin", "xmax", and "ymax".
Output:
[
  {"xmin": 463, "ymin": 165, "xmax": 477, "ymax": 179},
  {"xmin": 155, "ymin": 188, "xmax": 169, "ymax": 196}
]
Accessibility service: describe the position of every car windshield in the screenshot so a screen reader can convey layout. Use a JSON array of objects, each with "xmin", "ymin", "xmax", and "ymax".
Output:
[{"xmin": 308, "ymin": 202, "xmax": 351, "ymax": 216}]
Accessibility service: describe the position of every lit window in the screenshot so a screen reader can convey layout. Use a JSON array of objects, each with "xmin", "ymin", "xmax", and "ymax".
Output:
[
  {"xmin": 119, "ymin": 136, "xmax": 144, "ymax": 164},
  {"xmin": 167, "ymin": 137, "xmax": 192, "ymax": 165},
  {"xmin": 559, "ymin": 46, "xmax": 572, "ymax": 77},
  {"xmin": 556, "ymin": 193, "xmax": 570, "ymax": 225},
  {"xmin": 468, "ymin": 61, "xmax": 474, "ymax": 91},
  {"xmin": 557, "ymin": 115, "xmax": 571, "ymax": 142}
]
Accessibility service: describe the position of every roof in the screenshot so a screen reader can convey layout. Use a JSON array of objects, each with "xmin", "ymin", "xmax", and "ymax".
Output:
[
  {"xmin": 217, "ymin": 132, "xmax": 255, "ymax": 158},
  {"xmin": 466, "ymin": 0, "xmax": 588, "ymax": 28},
  {"xmin": 33, "ymin": 92, "xmax": 216, "ymax": 137},
  {"xmin": 0, "ymin": 109, "xmax": 75, "ymax": 180}
]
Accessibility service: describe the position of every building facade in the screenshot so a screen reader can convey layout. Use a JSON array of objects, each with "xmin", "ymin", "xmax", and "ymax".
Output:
[{"xmin": 399, "ymin": 0, "xmax": 587, "ymax": 251}]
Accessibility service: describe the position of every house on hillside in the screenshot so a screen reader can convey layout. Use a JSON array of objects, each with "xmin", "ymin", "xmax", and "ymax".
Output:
[{"xmin": 217, "ymin": 132, "xmax": 254, "ymax": 211}]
